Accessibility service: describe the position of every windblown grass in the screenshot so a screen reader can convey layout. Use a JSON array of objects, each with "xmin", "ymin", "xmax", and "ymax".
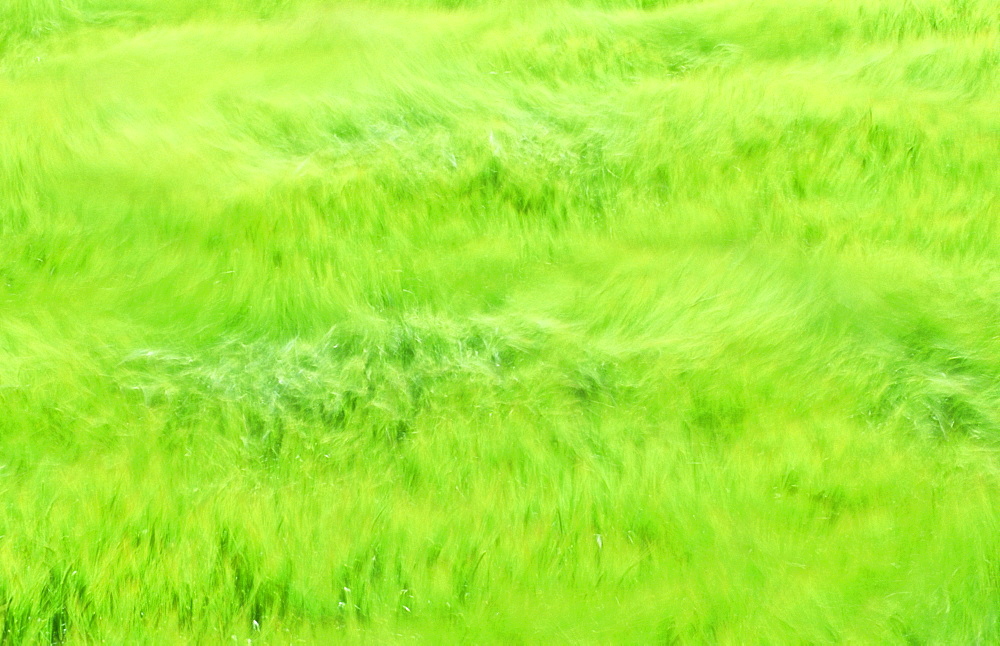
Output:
[{"xmin": 1, "ymin": 0, "xmax": 998, "ymax": 642}]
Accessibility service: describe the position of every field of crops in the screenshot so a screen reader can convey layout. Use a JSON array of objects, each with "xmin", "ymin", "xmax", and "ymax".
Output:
[{"xmin": 1, "ymin": 0, "xmax": 998, "ymax": 642}]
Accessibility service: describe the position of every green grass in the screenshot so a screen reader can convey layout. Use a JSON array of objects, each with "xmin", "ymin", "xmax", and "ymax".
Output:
[{"xmin": 1, "ymin": 0, "xmax": 999, "ymax": 642}]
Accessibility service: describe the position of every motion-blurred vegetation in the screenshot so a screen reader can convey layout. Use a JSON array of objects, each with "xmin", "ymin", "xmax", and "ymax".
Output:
[{"xmin": 1, "ymin": 0, "xmax": 998, "ymax": 642}]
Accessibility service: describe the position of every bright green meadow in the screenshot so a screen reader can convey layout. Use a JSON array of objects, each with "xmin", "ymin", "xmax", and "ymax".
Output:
[{"xmin": 1, "ymin": 0, "xmax": 999, "ymax": 642}]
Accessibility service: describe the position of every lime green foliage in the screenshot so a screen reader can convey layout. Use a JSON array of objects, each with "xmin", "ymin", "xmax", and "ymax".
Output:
[{"xmin": 1, "ymin": 0, "xmax": 999, "ymax": 641}]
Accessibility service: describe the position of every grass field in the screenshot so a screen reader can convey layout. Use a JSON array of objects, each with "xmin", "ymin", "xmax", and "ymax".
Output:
[{"xmin": 1, "ymin": 0, "xmax": 999, "ymax": 642}]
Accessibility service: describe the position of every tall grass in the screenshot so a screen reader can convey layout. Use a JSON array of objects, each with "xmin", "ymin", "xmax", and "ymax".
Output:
[{"xmin": 1, "ymin": 0, "xmax": 999, "ymax": 641}]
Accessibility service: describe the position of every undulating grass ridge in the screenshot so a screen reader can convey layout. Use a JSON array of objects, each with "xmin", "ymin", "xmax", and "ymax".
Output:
[{"xmin": 1, "ymin": 0, "xmax": 999, "ymax": 642}]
